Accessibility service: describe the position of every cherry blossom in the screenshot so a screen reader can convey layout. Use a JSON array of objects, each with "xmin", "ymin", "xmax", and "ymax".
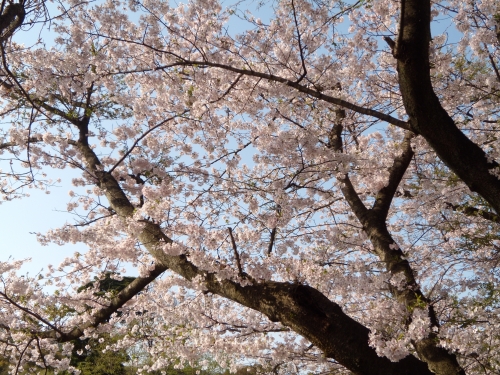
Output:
[{"xmin": 0, "ymin": 0, "xmax": 499, "ymax": 374}]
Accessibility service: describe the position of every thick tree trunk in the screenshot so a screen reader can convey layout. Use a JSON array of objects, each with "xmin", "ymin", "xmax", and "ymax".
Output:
[
  {"xmin": 0, "ymin": 2, "xmax": 25, "ymax": 43},
  {"xmin": 395, "ymin": 0, "xmax": 500, "ymax": 214}
]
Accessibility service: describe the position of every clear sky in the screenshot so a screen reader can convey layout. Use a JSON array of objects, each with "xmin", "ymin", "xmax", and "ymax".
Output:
[{"xmin": 0, "ymin": 168, "xmax": 87, "ymax": 275}]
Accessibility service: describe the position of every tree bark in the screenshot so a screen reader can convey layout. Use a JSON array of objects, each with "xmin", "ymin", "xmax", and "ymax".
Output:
[
  {"xmin": 395, "ymin": 0, "xmax": 500, "ymax": 215},
  {"xmin": 0, "ymin": 2, "xmax": 25, "ymax": 43},
  {"xmin": 328, "ymin": 116, "xmax": 465, "ymax": 375}
]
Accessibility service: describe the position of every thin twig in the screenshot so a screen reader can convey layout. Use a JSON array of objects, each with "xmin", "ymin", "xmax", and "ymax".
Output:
[
  {"xmin": 108, "ymin": 111, "xmax": 187, "ymax": 173},
  {"xmin": 291, "ymin": 0, "xmax": 307, "ymax": 84}
]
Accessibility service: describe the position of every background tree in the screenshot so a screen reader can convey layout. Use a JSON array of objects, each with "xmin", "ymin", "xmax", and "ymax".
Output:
[
  {"xmin": 0, "ymin": 0, "xmax": 499, "ymax": 375},
  {"xmin": 0, "ymin": 355, "xmax": 8, "ymax": 375},
  {"xmin": 66, "ymin": 334, "xmax": 129, "ymax": 375}
]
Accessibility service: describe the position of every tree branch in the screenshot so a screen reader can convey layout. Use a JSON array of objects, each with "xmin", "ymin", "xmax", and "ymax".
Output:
[
  {"xmin": 60, "ymin": 127, "xmax": 434, "ymax": 375},
  {"xmin": 381, "ymin": 1, "xmax": 470, "ymax": 373},
  {"xmin": 228, "ymin": 227, "xmax": 244, "ymax": 277},
  {"xmin": 325, "ymin": 87, "xmax": 462, "ymax": 375},
  {"xmin": 0, "ymin": 137, "xmax": 42, "ymax": 150},
  {"xmin": 372, "ymin": 132, "xmax": 415, "ymax": 219},
  {"xmin": 0, "ymin": 2, "xmax": 25, "ymax": 43},
  {"xmin": 267, "ymin": 227, "xmax": 277, "ymax": 256},
  {"xmin": 291, "ymin": 0, "xmax": 307, "ymax": 84},
  {"xmin": 123, "ymin": 59, "xmax": 411, "ymax": 130},
  {"xmin": 0, "ymin": 291, "xmax": 64, "ymax": 336},
  {"xmin": 33, "ymin": 263, "xmax": 169, "ymax": 341},
  {"xmin": 445, "ymin": 202, "xmax": 500, "ymax": 224},
  {"xmin": 395, "ymin": 0, "xmax": 500, "ymax": 217}
]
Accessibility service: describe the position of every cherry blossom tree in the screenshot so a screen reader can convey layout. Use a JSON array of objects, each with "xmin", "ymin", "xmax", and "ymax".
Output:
[{"xmin": 0, "ymin": 0, "xmax": 499, "ymax": 374}]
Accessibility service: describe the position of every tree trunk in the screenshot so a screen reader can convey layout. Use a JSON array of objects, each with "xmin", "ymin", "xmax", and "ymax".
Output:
[{"xmin": 395, "ymin": 0, "xmax": 500, "ymax": 214}]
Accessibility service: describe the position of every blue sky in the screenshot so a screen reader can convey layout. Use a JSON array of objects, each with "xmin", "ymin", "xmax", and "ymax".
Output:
[
  {"xmin": 0, "ymin": 0, "xmax": 278, "ymax": 276},
  {"xmin": 0, "ymin": 0, "xmax": 462, "ymax": 277}
]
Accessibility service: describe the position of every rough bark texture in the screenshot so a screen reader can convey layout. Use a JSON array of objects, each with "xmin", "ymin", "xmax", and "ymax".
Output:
[
  {"xmin": 395, "ymin": 0, "xmax": 500, "ymax": 215},
  {"xmin": 0, "ymin": 2, "xmax": 25, "ymax": 43},
  {"xmin": 212, "ymin": 282, "xmax": 433, "ymax": 375}
]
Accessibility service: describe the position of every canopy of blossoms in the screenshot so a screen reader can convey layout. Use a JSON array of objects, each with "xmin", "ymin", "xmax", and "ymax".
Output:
[{"xmin": 0, "ymin": 0, "xmax": 499, "ymax": 374}]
